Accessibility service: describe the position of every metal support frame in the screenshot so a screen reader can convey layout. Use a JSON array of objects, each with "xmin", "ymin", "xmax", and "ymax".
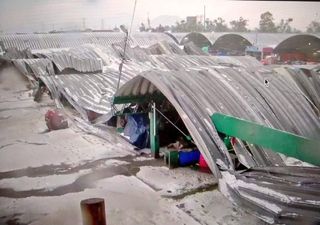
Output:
[
  {"xmin": 113, "ymin": 93, "xmax": 165, "ymax": 105},
  {"xmin": 149, "ymin": 102, "xmax": 159, "ymax": 158},
  {"xmin": 211, "ymin": 113, "xmax": 320, "ymax": 166}
]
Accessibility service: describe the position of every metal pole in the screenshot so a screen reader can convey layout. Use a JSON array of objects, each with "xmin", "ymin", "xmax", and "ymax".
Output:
[
  {"xmin": 153, "ymin": 102, "xmax": 156, "ymax": 136},
  {"xmin": 149, "ymin": 102, "xmax": 159, "ymax": 158},
  {"xmin": 115, "ymin": 31, "xmax": 128, "ymax": 91},
  {"xmin": 115, "ymin": 0, "xmax": 137, "ymax": 92}
]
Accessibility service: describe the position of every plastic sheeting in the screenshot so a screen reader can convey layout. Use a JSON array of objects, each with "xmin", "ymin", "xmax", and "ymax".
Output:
[{"xmin": 123, "ymin": 114, "xmax": 149, "ymax": 149}]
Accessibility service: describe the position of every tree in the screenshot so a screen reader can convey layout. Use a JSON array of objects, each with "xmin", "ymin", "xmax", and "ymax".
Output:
[
  {"xmin": 171, "ymin": 19, "xmax": 204, "ymax": 32},
  {"xmin": 139, "ymin": 23, "xmax": 146, "ymax": 32},
  {"xmin": 307, "ymin": 21, "xmax": 320, "ymax": 33},
  {"xmin": 213, "ymin": 17, "xmax": 229, "ymax": 32},
  {"xmin": 259, "ymin": 11, "xmax": 277, "ymax": 33},
  {"xmin": 230, "ymin": 17, "xmax": 249, "ymax": 32},
  {"xmin": 277, "ymin": 18, "xmax": 293, "ymax": 33}
]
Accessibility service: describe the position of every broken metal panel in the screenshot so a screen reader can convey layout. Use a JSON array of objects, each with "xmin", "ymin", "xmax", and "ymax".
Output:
[
  {"xmin": 36, "ymin": 47, "xmax": 104, "ymax": 73},
  {"xmin": 146, "ymin": 41, "xmax": 186, "ymax": 55},
  {"xmin": 12, "ymin": 58, "xmax": 54, "ymax": 83},
  {"xmin": 274, "ymin": 66, "xmax": 320, "ymax": 114},
  {"xmin": 130, "ymin": 32, "xmax": 177, "ymax": 47},
  {"xmin": 22, "ymin": 58, "xmax": 55, "ymax": 77},
  {"xmin": 41, "ymin": 71, "xmax": 132, "ymax": 119},
  {"xmin": 220, "ymin": 168, "xmax": 320, "ymax": 225},
  {"xmin": 209, "ymin": 56, "xmax": 263, "ymax": 71}
]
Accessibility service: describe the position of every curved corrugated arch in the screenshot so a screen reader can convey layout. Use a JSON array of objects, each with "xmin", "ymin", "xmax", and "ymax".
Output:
[
  {"xmin": 163, "ymin": 32, "xmax": 180, "ymax": 45},
  {"xmin": 274, "ymin": 34, "xmax": 320, "ymax": 61},
  {"xmin": 211, "ymin": 34, "xmax": 252, "ymax": 52},
  {"xmin": 274, "ymin": 34, "xmax": 320, "ymax": 51},
  {"xmin": 115, "ymin": 68, "xmax": 320, "ymax": 177},
  {"xmin": 180, "ymin": 32, "xmax": 213, "ymax": 48}
]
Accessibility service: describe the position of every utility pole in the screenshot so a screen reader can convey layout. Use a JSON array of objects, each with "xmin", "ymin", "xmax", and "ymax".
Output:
[{"xmin": 147, "ymin": 12, "xmax": 151, "ymax": 29}]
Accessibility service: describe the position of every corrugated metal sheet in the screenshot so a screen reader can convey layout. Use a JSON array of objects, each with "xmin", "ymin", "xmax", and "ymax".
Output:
[
  {"xmin": 2, "ymin": 33, "xmax": 320, "ymax": 224},
  {"xmin": 130, "ymin": 32, "xmax": 177, "ymax": 47},
  {"xmin": 177, "ymin": 32, "xmax": 320, "ymax": 49},
  {"xmin": 35, "ymin": 46, "xmax": 104, "ymax": 73},
  {"xmin": 0, "ymin": 32, "xmax": 131, "ymax": 51},
  {"xmin": 115, "ymin": 68, "xmax": 320, "ymax": 172},
  {"xmin": 0, "ymin": 32, "xmax": 178, "ymax": 51},
  {"xmin": 36, "ymin": 53, "xmax": 264, "ymax": 123},
  {"xmin": 114, "ymin": 67, "xmax": 320, "ymax": 224},
  {"xmin": 41, "ymin": 72, "xmax": 119, "ymax": 116},
  {"xmin": 273, "ymin": 66, "xmax": 320, "ymax": 112},
  {"xmin": 220, "ymin": 167, "xmax": 320, "ymax": 225},
  {"xmin": 12, "ymin": 58, "xmax": 54, "ymax": 79}
]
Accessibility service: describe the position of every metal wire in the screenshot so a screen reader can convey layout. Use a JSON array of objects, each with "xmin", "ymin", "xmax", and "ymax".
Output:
[{"xmin": 153, "ymin": 105, "xmax": 195, "ymax": 144}]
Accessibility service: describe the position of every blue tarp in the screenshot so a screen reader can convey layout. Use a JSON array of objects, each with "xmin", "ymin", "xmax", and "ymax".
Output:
[
  {"xmin": 179, "ymin": 149, "xmax": 200, "ymax": 166},
  {"xmin": 123, "ymin": 114, "xmax": 150, "ymax": 149}
]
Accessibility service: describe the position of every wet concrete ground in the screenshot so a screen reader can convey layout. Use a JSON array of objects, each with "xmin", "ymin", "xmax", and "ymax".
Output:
[{"xmin": 0, "ymin": 66, "xmax": 266, "ymax": 225}]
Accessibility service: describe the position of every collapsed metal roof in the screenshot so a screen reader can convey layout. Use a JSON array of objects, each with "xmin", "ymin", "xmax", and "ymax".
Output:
[
  {"xmin": 1, "ymin": 31, "xmax": 320, "ymax": 224},
  {"xmin": 114, "ymin": 66, "xmax": 320, "ymax": 224},
  {"xmin": 114, "ymin": 68, "xmax": 320, "ymax": 173},
  {"xmin": 34, "ymin": 45, "xmax": 264, "ymax": 122},
  {"xmin": 2, "ymin": 32, "xmax": 319, "ymax": 53},
  {"xmin": 34, "ymin": 46, "xmax": 104, "ymax": 73},
  {"xmin": 0, "ymin": 32, "xmax": 176, "ymax": 51}
]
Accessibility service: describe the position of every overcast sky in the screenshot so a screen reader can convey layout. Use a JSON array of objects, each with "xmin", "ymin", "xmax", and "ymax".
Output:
[{"xmin": 0, "ymin": 0, "xmax": 319, "ymax": 33}]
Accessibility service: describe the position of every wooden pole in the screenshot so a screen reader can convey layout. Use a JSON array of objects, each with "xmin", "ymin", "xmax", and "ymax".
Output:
[{"xmin": 80, "ymin": 198, "xmax": 106, "ymax": 225}]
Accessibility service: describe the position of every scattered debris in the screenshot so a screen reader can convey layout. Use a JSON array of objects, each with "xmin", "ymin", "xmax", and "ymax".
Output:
[{"xmin": 45, "ymin": 109, "xmax": 68, "ymax": 131}]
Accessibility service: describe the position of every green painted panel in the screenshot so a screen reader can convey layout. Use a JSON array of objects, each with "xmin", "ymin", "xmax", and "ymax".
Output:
[{"xmin": 211, "ymin": 113, "xmax": 320, "ymax": 166}]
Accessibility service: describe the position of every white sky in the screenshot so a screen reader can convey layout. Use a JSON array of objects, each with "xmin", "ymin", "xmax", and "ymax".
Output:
[{"xmin": 0, "ymin": 0, "xmax": 319, "ymax": 33}]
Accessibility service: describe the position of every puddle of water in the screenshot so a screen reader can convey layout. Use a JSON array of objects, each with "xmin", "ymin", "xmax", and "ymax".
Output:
[{"xmin": 0, "ymin": 154, "xmax": 165, "ymax": 198}]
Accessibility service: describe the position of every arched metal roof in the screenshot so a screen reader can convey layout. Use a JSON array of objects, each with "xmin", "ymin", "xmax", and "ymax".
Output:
[
  {"xmin": 0, "ymin": 32, "xmax": 177, "ymax": 51},
  {"xmin": 175, "ymin": 32, "xmax": 320, "ymax": 50},
  {"xmin": 115, "ymin": 68, "xmax": 320, "ymax": 176},
  {"xmin": 211, "ymin": 33, "xmax": 252, "ymax": 52},
  {"xmin": 180, "ymin": 32, "xmax": 213, "ymax": 48},
  {"xmin": 210, "ymin": 32, "xmax": 320, "ymax": 50},
  {"xmin": 274, "ymin": 34, "xmax": 320, "ymax": 61},
  {"xmin": 130, "ymin": 32, "xmax": 177, "ymax": 47}
]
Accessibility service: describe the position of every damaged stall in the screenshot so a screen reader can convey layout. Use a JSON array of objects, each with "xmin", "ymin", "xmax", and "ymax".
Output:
[
  {"xmin": 1, "ymin": 31, "xmax": 320, "ymax": 225},
  {"xmin": 112, "ymin": 90, "xmax": 201, "ymax": 168},
  {"xmin": 113, "ymin": 68, "xmax": 320, "ymax": 224}
]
